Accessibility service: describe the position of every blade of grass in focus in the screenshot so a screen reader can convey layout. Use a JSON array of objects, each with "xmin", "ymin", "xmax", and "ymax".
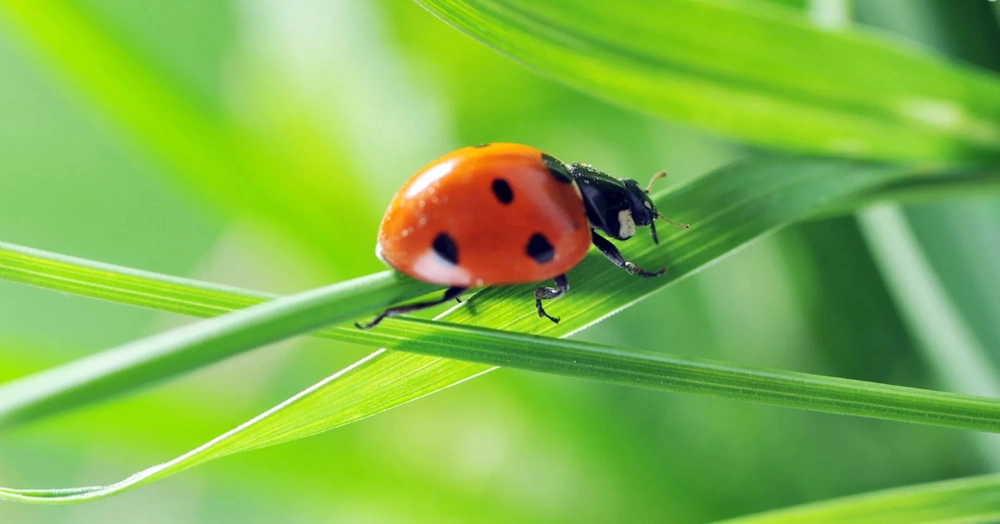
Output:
[
  {"xmin": 6, "ymin": 237, "xmax": 1000, "ymax": 436},
  {"xmin": 7, "ymin": 310, "xmax": 1000, "ymax": 503},
  {"xmin": 6, "ymin": 156, "xmax": 1000, "ymax": 502},
  {"xmin": 0, "ymin": 155, "xmax": 914, "ymax": 428},
  {"xmin": 0, "ymin": 271, "xmax": 435, "ymax": 428}
]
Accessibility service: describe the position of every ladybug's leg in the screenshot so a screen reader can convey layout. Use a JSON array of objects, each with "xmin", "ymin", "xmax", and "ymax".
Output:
[
  {"xmin": 355, "ymin": 286, "xmax": 467, "ymax": 329},
  {"xmin": 591, "ymin": 230, "xmax": 665, "ymax": 278},
  {"xmin": 534, "ymin": 274, "xmax": 569, "ymax": 324}
]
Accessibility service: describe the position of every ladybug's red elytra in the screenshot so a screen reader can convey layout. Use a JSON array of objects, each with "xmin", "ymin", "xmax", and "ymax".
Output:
[{"xmin": 357, "ymin": 143, "xmax": 689, "ymax": 329}]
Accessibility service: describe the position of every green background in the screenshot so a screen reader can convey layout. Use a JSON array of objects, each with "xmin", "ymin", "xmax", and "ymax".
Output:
[{"xmin": 1, "ymin": 0, "xmax": 998, "ymax": 522}]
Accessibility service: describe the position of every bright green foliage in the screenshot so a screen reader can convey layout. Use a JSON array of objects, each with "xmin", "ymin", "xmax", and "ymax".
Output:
[
  {"xmin": 718, "ymin": 473, "xmax": 1000, "ymax": 524},
  {"xmin": 0, "ymin": 270, "xmax": 434, "ymax": 429},
  {"xmin": 7, "ymin": 233, "xmax": 1000, "ymax": 437},
  {"xmin": 0, "ymin": 0, "xmax": 998, "ymax": 521},
  {"xmin": 0, "ymin": 0, "xmax": 380, "ymax": 277},
  {"xmin": 2, "ymin": 156, "xmax": 1000, "ymax": 501},
  {"xmin": 415, "ymin": 0, "xmax": 1000, "ymax": 161}
]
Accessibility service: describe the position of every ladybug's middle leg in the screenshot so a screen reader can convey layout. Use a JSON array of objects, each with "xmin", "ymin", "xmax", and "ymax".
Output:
[
  {"xmin": 534, "ymin": 274, "xmax": 569, "ymax": 324},
  {"xmin": 356, "ymin": 286, "xmax": 467, "ymax": 329},
  {"xmin": 590, "ymin": 229, "xmax": 665, "ymax": 278}
]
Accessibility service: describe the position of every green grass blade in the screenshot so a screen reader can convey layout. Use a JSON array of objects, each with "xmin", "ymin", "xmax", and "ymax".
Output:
[
  {"xmin": 0, "ymin": 271, "xmax": 434, "ymax": 428},
  {"xmin": 8, "ymin": 237, "xmax": 1000, "ymax": 436},
  {"xmin": 815, "ymin": 166, "xmax": 1000, "ymax": 216},
  {"xmin": 414, "ymin": 0, "xmax": 1000, "ymax": 161},
  {"xmin": 1, "ymin": 155, "xmax": 913, "ymax": 426},
  {"xmin": 0, "ymin": 241, "xmax": 279, "ymax": 319},
  {"xmin": 716, "ymin": 473, "xmax": 1000, "ymax": 524},
  {"xmin": 7, "ymin": 314, "xmax": 1000, "ymax": 503},
  {"xmin": 859, "ymin": 206, "xmax": 1000, "ymax": 460},
  {"xmin": 1, "ymin": 165, "xmax": 996, "ymax": 325},
  {"xmin": 0, "ymin": 158, "xmax": 993, "ymax": 503},
  {"xmin": 355, "ymin": 318, "xmax": 1000, "ymax": 433}
]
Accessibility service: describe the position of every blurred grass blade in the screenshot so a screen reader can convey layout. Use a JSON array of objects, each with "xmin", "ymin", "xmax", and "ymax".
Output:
[
  {"xmin": 815, "ymin": 166, "xmax": 1000, "ymax": 217},
  {"xmin": 414, "ymin": 0, "xmax": 1000, "ymax": 161},
  {"xmin": 0, "ymin": 0, "xmax": 378, "ymax": 276},
  {"xmin": 0, "ymin": 271, "xmax": 434, "ymax": 428},
  {"xmin": 858, "ymin": 206, "xmax": 1000, "ymax": 462},
  {"xmin": 3, "ymin": 155, "xmax": 993, "ymax": 502},
  {"xmin": 716, "ymin": 473, "xmax": 1000, "ymax": 524}
]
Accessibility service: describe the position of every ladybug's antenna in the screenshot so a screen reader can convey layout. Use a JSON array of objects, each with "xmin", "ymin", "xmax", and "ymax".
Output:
[
  {"xmin": 646, "ymin": 171, "xmax": 690, "ymax": 230},
  {"xmin": 645, "ymin": 171, "xmax": 668, "ymax": 193},
  {"xmin": 657, "ymin": 214, "xmax": 690, "ymax": 229}
]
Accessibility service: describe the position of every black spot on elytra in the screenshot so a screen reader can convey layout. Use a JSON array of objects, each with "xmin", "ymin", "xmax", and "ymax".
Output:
[
  {"xmin": 433, "ymin": 233, "xmax": 459, "ymax": 265},
  {"xmin": 541, "ymin": 153, "xmax": 573, "ymax": 184},
  {"xmin": 473, "ymin": 143, "xmax": 491, "ymax": 148},
  {"xmin": 525, "ymin": 233, "xmax": 555, "ymax": 264},
  {"xmin": 491, "ymin": 178, "xmax": 513, "ymax": 204}
]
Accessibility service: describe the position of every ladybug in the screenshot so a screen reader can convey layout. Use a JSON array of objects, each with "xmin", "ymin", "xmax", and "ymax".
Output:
[{"xmin": 356, "ymin": 143, "xmax": 688, "ymax": 329}]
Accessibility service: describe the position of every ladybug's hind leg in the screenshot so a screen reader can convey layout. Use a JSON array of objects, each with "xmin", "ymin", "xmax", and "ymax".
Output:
[
  {"xmin": 356, "ymin": 286, "xmax": 467, "ymax": 329},
  {"xmin": 534, "ymin": 274, "xmax": 569, "ymax": 324},
  {"xmin": 591, "ymin": 230, "xmax": 665, "ymax": 278}
]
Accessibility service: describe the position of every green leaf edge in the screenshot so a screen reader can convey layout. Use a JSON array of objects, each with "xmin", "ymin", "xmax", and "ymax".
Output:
[{"xmin": 716, "ymin": 472, "xmax": 1000, "ymax": 524}]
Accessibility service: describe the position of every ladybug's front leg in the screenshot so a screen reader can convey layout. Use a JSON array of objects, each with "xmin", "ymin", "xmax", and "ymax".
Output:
[
  {"xmin": 356, "ymin": 286, "xmax": 467, "ymax": 329},
  {"xmin": 534, "ymin": 274, "xmax": 569, "ymax": 324},
  {"xmin": 590, "ymin": 230, "xmax": 665, "ymax": 278}
]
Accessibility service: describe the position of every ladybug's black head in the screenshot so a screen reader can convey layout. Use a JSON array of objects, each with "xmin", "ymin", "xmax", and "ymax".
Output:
[
  {"xmin": 569, "ymin": 164, "xmax": 688, "ymax": 244},
  {"xmin": 622, "ymin": 177, "xmax": 657, "ymax": 224}
]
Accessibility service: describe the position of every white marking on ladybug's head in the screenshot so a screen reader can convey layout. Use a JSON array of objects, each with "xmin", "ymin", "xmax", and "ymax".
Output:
[
  {"xmin": 375, "ymin": 243, "xmax": 386, "ymax": 264},
  {"xmin": 412, "ymin": 250, "xmax": 471, "ymax": 286},
  {"xmin": 618, "ymin": 209, "xmax": 636, "ymax": 239}
]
